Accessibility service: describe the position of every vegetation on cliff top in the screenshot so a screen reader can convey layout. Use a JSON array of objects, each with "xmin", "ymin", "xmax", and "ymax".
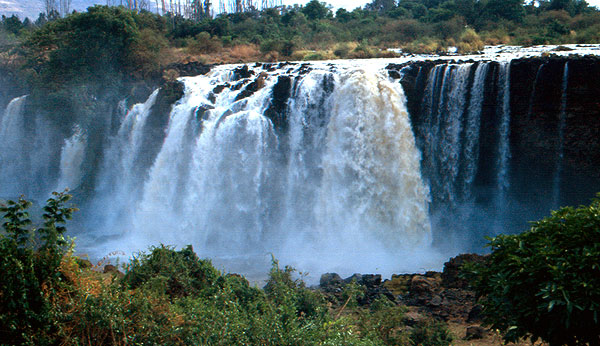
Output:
[
  {"xmin": 2, "ymin": 0, "xmax": 600, "ymax": 74},
  {"xmin": 1, "ymin": 0, "xmax": 599, "ymax": 113}
]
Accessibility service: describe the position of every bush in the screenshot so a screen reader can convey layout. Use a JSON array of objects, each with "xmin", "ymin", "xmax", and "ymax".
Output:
[
  {"xmin": 457, "ymin": 28, "xmax": 484, "ymax": 53},
  {"xmin": 0, "ymin": 192, "xmax": 76, "ymax": 345},
  {"xmin": 465, "ymin": 193, "xmax": 600, "ymax": 346},
  {"xmin": 409, "ymin": 319, "xmax": 453, "ymax": 346},
  {"xmin": 0, "ymin": 195, "xmax": 455, "ymax": 346},
  {"xmin": 122, "ymin": 244, "xmax": 220, "ymax": 298},
  {"xmin": 187, "ymin": 31, "xmax": 223, "ymax": 54}
]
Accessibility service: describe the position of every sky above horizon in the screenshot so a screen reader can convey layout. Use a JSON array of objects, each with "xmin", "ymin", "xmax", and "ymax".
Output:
[{"xmin": 2, "ymin": 0, "xmax": 600, "ymax": 19}]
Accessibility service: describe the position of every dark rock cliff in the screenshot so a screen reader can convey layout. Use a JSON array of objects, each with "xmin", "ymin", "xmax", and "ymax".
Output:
[{"xmin": 393, "ymin": 56, "xmax": 600, "ymax": 218}]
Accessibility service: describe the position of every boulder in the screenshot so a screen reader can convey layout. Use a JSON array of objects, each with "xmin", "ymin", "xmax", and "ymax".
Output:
[
  {"xmin": 465, "ymin": 326, "xmax": 487, "ymax": 340},
  {"xmin": 442, "ymin": 254, "xmax": 486, "ymax": 289},
  {"xmin": 320, "ymin": 273, "xmax": 343, "ymax": 293}
]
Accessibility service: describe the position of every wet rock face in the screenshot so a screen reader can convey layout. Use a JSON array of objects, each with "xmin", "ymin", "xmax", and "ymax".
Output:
[
  {"xmin": 396, "ymin": 56, "xmax": 600, "ymax": 216},
  {"xmin": 264, "ymin": 75, "xmax": 292, "ymax": 133},
  {"xmin": 510, "ymin": 56, "xmax": 600, "ymax": 207},
  {"xmin": 0, "ymin": 66, "xmax": 26, "ymax": 110}
]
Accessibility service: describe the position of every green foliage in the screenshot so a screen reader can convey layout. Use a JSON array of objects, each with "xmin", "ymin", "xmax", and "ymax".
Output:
[
  {"xmin": 0, "ymin": 195, "xmax": 455, "ymax": 345},
  {"xmin": 122, "ymin": 244, "xmax": 220, "ymax": 298},
  {"xmin": 465, "ymin": 193, "xmax": 600, "ymax": 346},
  {"xmin": 357, "ymin": 297, "xmax": 410, "ymax": 345},
  {"xmin": 263, "ymin": 258, "xmax": 328, "ymax": 324},
  {"xmin": 0, "ymin": 192, "xmax": 75, "ymax": 345},
  {"xmin": 187, "ymin": 31, "xmax": 223, "ymax": 54},
  {"xmin": 409, "ymin": 319, "xmax": 453, "ymax": 346},
  {"xmin": 23, "ymin": 5, "xmax": 167, "ymax": 96},
  {"xmin": 302, "ymin": 0, "xmax": 332, "ymax": 21}
]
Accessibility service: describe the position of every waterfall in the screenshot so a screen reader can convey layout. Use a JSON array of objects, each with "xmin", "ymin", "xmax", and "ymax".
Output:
[
  {"xmin": 83, "ymin": 64, "xmax": 437, "ymax": 277},
  {"xmin": 3, "ymin": 56, "xmax": 597, "ymax": 278},
  {"xmin": 527, "ymin": 63, "xmax": 546, "ymax": 118},
  {"xmin": 88, "ymin": 90, "xmax": 160, "ymax": 234},
  {"xmin": 55, "ymin": 126, "xmax": 87, "ymax": 192},
  {"xmin": 0, "ymin": 96, "xmax": 28, "ymax": 197},
  {"xmin": 497, "ymin": 62, "xmax": 511, "ymax": 195},
  {"xmin": 316, "ymin": 69, "xmax": 431, "ymax": 250},
  {"xmin": 553, "ymin": 61, "xmax": 569, "ymax": 208},
  {"xmin": 419, "ymin": 64, "xmax": 473, "ymax": 206},
  {"xmin": 460, "ymin": 62, "xmax": 489, "ymax": 199}
]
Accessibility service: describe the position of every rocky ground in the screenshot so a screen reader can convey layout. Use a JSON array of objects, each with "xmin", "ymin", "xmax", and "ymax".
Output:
[{"xmin": 317, "ymin": 254, "xmax": 545, "ymax": 346}]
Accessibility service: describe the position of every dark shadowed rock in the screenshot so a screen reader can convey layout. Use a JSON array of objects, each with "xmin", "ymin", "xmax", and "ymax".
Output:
[
  {"xmin": 442, "ymin": 254, "xmax": 487, "ymax": 289},
  {"xmin": 467, "ymin": 305, "xmax": 484, "ymax": 323},
  {"xmin": 465, "ymin": 326, "xmax": 487, "ymax": 340},
  {"xmin": 344, "ymin": 273, "xmax": 363, "ymax": 284},
  {"xmin": 233, "ymin": 65, "xmax": 254, "ymax": 80},
  {"xmin": 320, "ymin": 273, "xmax": 343, "ymax": 293},
  {"xmin": 264, "ymin": 75, "xmax": 292, "ymax": 133},
  {"xmin": 165, "ymin": 61, "xmax": 211, "ymax": 77}
]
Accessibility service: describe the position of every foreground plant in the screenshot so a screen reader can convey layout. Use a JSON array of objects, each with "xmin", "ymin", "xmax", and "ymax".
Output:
[
  {"xmin": 465, "ymin": 193, "xmax": 600, "ymax": 346},
  {"xmin": 1, "ymin": 193, "xmax": 453, "ymax": 346},
  {"xmin": 0, "ymin": 191, "xmax": 76, "ymax": 345}
]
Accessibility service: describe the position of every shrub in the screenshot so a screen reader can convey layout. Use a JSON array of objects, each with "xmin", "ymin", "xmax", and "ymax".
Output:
[
  {"xmin": 333, "ymin": 42, "xmax": 355, "ymax": 58},
  {"xmin": 0, "ymin": 192, "xmax": 76, "ymax": 345},
  {"xmin": 122, "ymin": 244, "xmax": 220, "ymax": 298},
  {"xmin": 409, "ymin": 319, "xmax": 453, "ymax": 346},
  {"xmin": 187, "ymin": 31, "xmax": 223, "ymax": 54},
  {"xmin": 464, "ymin": 193, "xmax": 600, "ymax": 346},
  {"xmin": 457, "ymin": 28, "xmax": 484, "ymax": 53}
]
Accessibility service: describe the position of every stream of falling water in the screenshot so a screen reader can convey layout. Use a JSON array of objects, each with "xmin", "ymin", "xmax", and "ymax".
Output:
[
  {"xmin": 2, "ymin": 55, "xmax": 590, "ymax": 280},
  {"xmin": 78, "ymin": 64, "xmax": 439, "ymax": 279}
]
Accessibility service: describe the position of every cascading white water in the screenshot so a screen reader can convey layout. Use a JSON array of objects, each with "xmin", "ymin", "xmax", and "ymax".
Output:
[
  {"xmin": 90, "ymin": 90, "xmax": 160, "ymax": 234},
  {"xmin": 312, "ymin": 69, "xmax": 431, "ymax": 265},
  {"xmin": 419, "ymin": 64, "xmax": 478, "ymax": 206},
  {"xmin": 83, "ymin": 63, "xmax": 438, "ymax": 278},
  {"xmin": 55, "ymin": 126, "xmax": 87, "ymax": 192},
  {"xmin": 461, "ymin": 62, "xmax": 489, "ymax": 198},
  {"xmin": 439, "ymin": 64, "xmax": 471, "ymax": 205},
  {"xmin": 4, "ymin": 54, "xmax": 594, "ymax": 279},
  {"xmin": 497, "ymin": 62, "xmax": 511, "ymax": 195},
  {"xmin": 0, "ymin": 96, "xmax": 28, "ymax": 197},
  {"xmin": 283, "ymin": 71, "xmax": 335, "ymax": 231}
]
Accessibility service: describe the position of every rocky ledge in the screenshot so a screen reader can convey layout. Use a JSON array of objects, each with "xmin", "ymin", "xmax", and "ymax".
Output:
[{"xmin": 318, "ymin": 254, "xmax": 487, "ymax": 325}]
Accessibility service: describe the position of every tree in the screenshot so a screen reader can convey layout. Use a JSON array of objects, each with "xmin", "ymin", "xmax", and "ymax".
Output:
[
  {"xmin": 465, "ymin": 194, "xmax": 600, "ymax": 346},
  {"xmin": 547, "ymin": 0, "xmax": 590, "ymax": 15},
  {"xmin": 301, "ymin": 0, "xmax": 331, "ymax": 20},
  {"xmin": 43, "ymin": 0, "xmax": 58, "ymax": 17},
  {"xmin": 59, "ymin": 0, "xmax": 72, "ymax": 17},
  {"xmin": 482, "ymin": 0, "xmax": 525, "ymax": 21},
  {"xmin": 24, "ymin": 5, "xmax": 142, "ymax": 91},
  {"xmin": 365, "ymin": 0, "xmax": 396, "ymax": 13}
]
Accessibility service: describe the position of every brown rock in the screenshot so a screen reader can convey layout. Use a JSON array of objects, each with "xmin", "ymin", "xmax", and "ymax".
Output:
[{"xmin": 410, "ymin": 275, "xmax": 439, "ymax": 295}]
